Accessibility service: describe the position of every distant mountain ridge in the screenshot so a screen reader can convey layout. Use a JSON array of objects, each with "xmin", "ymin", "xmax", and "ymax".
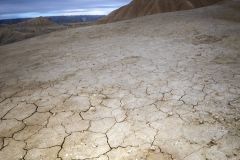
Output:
[
  {"xmin": 0, "ymin": 15, "xmax": 104, "ymax": 25},
  {"xmin": 99, "ymin": 0, "xmax": 222, "ymax": 23},
  {"xmin": 15, "ymin": 17, "xmax": 57, "ymax": 27},
  {"xmin": 0, "ymin": 15, "xmax": 103, "ymax": 45},
  {"xmin": 49, "ymin": 15, "xmax": 104, "ymax": 24}
]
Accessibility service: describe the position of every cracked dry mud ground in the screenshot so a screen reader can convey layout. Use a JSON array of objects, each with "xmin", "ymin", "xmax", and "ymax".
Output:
[{"xmin": 0, "ymin": 1, "xmax": 240, "ymax": 160}]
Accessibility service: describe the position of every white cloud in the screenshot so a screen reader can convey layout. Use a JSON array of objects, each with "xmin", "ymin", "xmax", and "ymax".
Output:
[
  {"xmin": 61, "ymin": 8, "xmax": 116, "ymax": 15},
  {"xmin": 0, "ymin": 7, "xmax": 117, "ymax": 19}
]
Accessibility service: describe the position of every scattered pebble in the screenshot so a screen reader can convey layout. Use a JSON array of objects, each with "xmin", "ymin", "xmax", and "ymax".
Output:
[
  {"xmin": 167, "ymin": 112, "xmax": 173, "ymax": 117},
  {"xmin": 213, "ymin": 115, "xmax": 219, "ymax": 119},
  {"xmin": 234, "ymin": 117, "xmax": 239, "ymax": 121},
  {"xmin": 90, "ymin": 107, "xmax": 96, "ymax": 112},
  {"xmin": 207, "ymin": 140, "xmax": 217, "ymax": 147},
  {"xmin": 150, "ymin": 146, "xmax": 156, "ymax": 151},
  {"xmin": 92, "ymin": 144, "xmax": 98, "ymax": 148},
  {"xmin": 196, "ymin": 53, "xmax": 202, "ymax": 56},
  {"xmin": 199, "ymin": 120, "xmax": 204, "ymax": 124},
  {"xmin": 127, "ymin": 149, "xmax": 132, "ymax": 153}
]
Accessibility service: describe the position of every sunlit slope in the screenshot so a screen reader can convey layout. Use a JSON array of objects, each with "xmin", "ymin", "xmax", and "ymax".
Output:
[{"xmin": 99, "ymin": 0, "xmax": 221, "ymax": 23}]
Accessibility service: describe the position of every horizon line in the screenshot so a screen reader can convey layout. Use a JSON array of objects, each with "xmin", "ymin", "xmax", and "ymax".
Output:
[{"xmin": 0, "ymin": 14, "xmax": 106, "ymax": 21}]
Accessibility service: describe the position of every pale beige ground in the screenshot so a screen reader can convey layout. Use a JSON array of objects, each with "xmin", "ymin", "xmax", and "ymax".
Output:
[{"xmin": 0, "ymin": 0, "xmax": 240, "ymax": 160}]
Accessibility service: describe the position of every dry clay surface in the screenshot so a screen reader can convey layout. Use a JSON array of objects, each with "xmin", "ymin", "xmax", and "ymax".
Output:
[{"xmin": 0, "ymin": 0, "xmax": 240, "ymax": 160}]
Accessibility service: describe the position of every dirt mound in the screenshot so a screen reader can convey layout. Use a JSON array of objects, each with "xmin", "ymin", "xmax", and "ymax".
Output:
[{"xmin": 99, "ymin": 0, "xmax": 222, "ymax": 23}]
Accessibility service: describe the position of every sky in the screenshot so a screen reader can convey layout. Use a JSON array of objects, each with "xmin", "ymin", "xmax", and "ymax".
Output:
[{"xmin": 0, "ymin": 0, "xmax": 131, "ymax": 20}]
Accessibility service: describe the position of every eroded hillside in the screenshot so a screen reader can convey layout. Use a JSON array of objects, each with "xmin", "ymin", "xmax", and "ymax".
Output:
[
  {"xmin": 100, "ymin": 0, "xmax": 221, "ymax": 23},
  {"xmin": 0, "ymin": 17, "xmax": 65, "ymax": 45}
]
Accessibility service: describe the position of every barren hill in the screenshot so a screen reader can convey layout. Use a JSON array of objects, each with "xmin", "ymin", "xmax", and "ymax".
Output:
[
  {"xmin": 0, "ymin": 17, "xmax": 64, "ymax": 45},
  {"xmin": 15, "ymin": 17, "xmax": 57, "ymax": 27},
  {"xmin": 100, "ymin": 0, "xmax": 222, "ymax": 23}
]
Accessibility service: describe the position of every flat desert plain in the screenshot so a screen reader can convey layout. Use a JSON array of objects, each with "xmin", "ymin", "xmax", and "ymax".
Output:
[{"xmin": 0, "ymin": 0, "xmax": 240, "ymax": 159}]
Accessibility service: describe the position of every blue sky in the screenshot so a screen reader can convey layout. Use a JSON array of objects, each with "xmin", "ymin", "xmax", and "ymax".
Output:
[{"xmin": 0, "ymin": 0, "xmax": 131, "ymax": 20}]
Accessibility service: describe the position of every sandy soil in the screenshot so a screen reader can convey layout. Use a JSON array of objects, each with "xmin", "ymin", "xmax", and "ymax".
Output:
[{"xmin": 0, "ymin": 0, "xmax": 240, "ymax": 159}]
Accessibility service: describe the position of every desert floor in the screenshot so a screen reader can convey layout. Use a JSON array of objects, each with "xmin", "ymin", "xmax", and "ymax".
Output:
[{"xmin": 0, "ymin": 0, "xmax": 240, "ymax": 160}]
